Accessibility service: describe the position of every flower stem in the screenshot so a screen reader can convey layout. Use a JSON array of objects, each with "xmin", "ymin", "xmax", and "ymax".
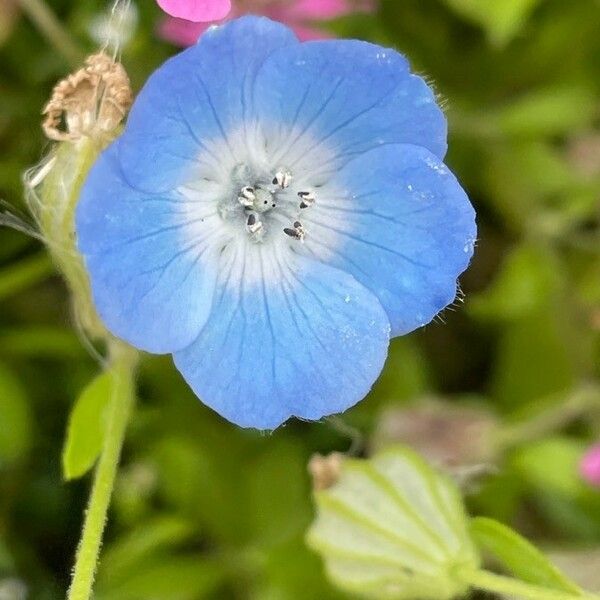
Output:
[
  {"xmin": 67, "ymin": 341, "xmax": 138, "ymax": 600},
  {"xmin": 495, "ymin": 384, "xmax": 600, "ymax": 451},
  {"xmin": 462, "ymin": 569, "xmax": 600, "ymax": 600},
  {"xmin": 19, "ymin": 0, "xmax": 82, "ymax": 66}
]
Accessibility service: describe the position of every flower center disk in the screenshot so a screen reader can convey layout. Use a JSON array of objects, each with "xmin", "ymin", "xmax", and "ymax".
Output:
[{"xmin": 218, "ymin": 163, "xmax": 315, "ymax": 243}]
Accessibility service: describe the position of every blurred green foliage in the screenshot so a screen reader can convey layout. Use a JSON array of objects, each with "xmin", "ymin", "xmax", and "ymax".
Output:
[{"xmin": 0, "ymin": 0, "xmax": 599, "ymax": 598}]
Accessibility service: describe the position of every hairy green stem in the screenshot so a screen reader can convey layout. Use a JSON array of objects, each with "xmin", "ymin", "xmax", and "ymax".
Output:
[
  {"xmin": 496, "ymin": 384, "xmax": 600, "ymax": 451},
  {"xmin": 67, "ymin": 341, "xmax": 138, "ymax": 600},
  {"xmin": 462, "ymin": 569, "xmax": 600, "ymax": 600},
  {"xmin": 19, "ymin": 0, "xmax": 82, "ymax": 66}
]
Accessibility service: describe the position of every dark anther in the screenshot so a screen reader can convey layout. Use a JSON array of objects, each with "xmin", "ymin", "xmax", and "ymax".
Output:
[
  {"xmin": 284, "ymin": 227, "xmax": 300, "ymax": 239},
  {"xmin": 247, "ymin": 214, "xmax": 256, "ymax": 226},
  {"xmin": 294, "ymin": 221, "xmax": 302, "ymax": 228},
  {"xmin": 297, "ymin": 191, "xmax": 315, "ymax": 209}
]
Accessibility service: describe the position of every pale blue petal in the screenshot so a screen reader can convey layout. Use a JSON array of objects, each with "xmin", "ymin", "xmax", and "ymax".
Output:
[
  {"xmin": 76, "ymin": 140, "xmax": 220, "ymax": 353},
  {"xmin": 173, "ymin": 253, "xmax": 390, "ymax": 429},
  {"xmin": 253, "ymin": 39, "xmax": 446, "ymax": 175},
  {"xmin": 118, "ymin": 16, "xmax": 299, "ymax": 192},
  {"xmin": 300, "ymin": 144, "xmax": 476, "ymax": 336}
]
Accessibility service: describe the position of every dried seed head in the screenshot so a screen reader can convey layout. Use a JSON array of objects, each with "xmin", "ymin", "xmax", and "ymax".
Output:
[
  {"xmin": 308, "ymin": 452, "xmax": 345, "ymax": 491},
  {"xmin": 42, "ymin": 52, "xmax": 132, "ymax": 142}
]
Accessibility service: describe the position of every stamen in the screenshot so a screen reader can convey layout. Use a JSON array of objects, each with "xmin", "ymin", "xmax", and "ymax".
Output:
[
  {"xmin": 283, "ymin": 220, "xmax": 305, "ymax": 242},
  {"xmin": 283, "ymin": 227, "xmax": 300, "ymax": 239},
  {"xmin": 238, "ymin": 185, "xmax": 255, "ymax": 207},
  {"xmin": 246, "ymin": 212, "xmax": 263, "ymax": 236},
  {"xmin": 273, "ymin": 170, "xmax": 292, "ymax": 189},
  {"xmin": 298, "ymin": 190, "xmax": 315, "ymax": 209}
]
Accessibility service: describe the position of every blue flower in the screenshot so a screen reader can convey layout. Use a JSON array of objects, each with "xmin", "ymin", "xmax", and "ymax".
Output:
[{"xmin": 76, "ymin": 16, "xmax": 476, "ymax": 429}]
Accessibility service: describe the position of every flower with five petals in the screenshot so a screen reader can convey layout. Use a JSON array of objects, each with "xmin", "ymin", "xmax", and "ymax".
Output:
[{"xmin": 76, "ymin": 16, "xmax": 476, "ymax": 429}]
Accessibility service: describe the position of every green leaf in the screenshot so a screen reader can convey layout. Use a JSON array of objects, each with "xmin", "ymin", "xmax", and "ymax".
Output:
[
  {"xmin": 491, "ymin": 309, "xmax": 578, "ymax": 409},
  {"xmin": 513, "ymin": 438, "xmax": 585, "ymax": 497},
  {"xmin": 496, "ymin": 86, "xmax": 597, "ymax": 138},
  {"xmin": 365, "ymin": 337, "xmax": 431, "ymax": 409},
  {"xmin": 97, "ymin": 516, "xmax": 196, "ymax": 585},
  {"xmin": 470, "ymin": 243, "xmax": 560, "ymax": 320},
  {"xmin": 62, "ymin": 371, "xmax": 114, "ymax": 480},
  {"xmin": 258, "ymin": 536, "xmax": 346, "ymax": 600},
  {"xmin": 0, "ymin": 253, "xmax": 53, "ymax": 302},
  {"xmin": 95, "ymin": 556, "xmax": 224, "ymax": 600},
  {"xmin": 245, "ymin": 439, "xmax": 311, "ymax": 547},
  {"xmin": 442, "ymin": 0, "xmax": 543, "ymax": 45},
  {"xmin": 480, "ymin": 141, "xmax": 596, "ymax": 233},
  {"xmin": 0, "ymin": 327, "xmax": 82, "ymax": 358},
  {"xmin": 512, "ymin": 438, "xmax": 600, "ymax": 539},
  {"xmin": 307, "ymin": 446, "xmax": 480, "ymax": 599},
  {"xmin": 0, "ymin": 361, "xmax": 33, "ymax": 466},
  {"xmin": 470, "ymin": 517, "xmax": 582, "ymax": 593}
]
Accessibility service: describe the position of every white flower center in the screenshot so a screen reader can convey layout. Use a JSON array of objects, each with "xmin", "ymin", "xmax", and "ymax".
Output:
[
  {"xmin": 175, "ymin": 123, "xmax": 343, "ymax": 288},
  {"xmin": 213, "ymin": 161, "xmax": 316, "ymax": 243}
]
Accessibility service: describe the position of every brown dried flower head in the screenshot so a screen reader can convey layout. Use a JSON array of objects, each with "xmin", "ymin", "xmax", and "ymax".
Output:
[{"xmin": 42, "ymin": 52, "xmax": 132, "ymax": 142}]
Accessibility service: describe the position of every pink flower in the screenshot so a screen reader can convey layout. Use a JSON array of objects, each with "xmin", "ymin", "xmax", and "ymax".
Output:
[
  {"xmin": 580, "ymin": 443, "xmax": 600, "ymax": 487},
  {"xmin": 157, "ymin": 0, "xmax": 231, "ymax": 22},
  {"xmin": 158, "ymin": 0, "xmax": 375, "ymax": 46}
]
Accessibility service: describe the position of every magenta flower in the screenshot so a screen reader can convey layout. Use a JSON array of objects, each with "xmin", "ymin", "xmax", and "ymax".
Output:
[
  {"xmin": 159, "ymin": 0, "xmax": 374, "ymax": 46},
  {"xmin": 157, "ymin": 0, "xmax": 231, "ymax": 22},
  {"xmin": 580, "ymin": 444, "xmax": 600, "ymax": 487}
]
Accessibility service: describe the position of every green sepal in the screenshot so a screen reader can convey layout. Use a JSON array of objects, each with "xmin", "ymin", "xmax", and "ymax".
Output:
[{"xmin": 307, "ymin": 445, "xmax": 480, "ymax": 599}]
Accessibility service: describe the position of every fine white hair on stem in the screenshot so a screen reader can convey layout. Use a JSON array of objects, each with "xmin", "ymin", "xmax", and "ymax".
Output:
[
  {"xmin": 22, "ymin": 157, "xmax": 107, "ymax": 366},
  {"xmin": 0, "ymin": 198, "xmax": 40, "ymax": 239},
  {"xmin": 72, "ymin": 308, "xmax": 109, "ymax": 367},
  {"xmin": 22, "ymin": 154, "xmax": 62, "ymax": 250},
  {"xmin": 103, "ymin": 0, "xmax": 134, "ymax": 61}
]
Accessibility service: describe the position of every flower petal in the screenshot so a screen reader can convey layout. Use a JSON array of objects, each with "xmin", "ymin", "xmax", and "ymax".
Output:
[
  {"xmin": 299, "ymin": 144, "xmax": 476, "ymax": 336},
  {"xmin": 173, "ymin": 250, "xmax": 390, "ymax": 429},
  {"xmin": 156, "ymin": 0, "xmax": 231, "ymax": 22},
  {"xmin": 157, "ymin": 17, "xmax": 212, "ymax": 47},
  {"xmin": 253, "ymin": 39, "xmax": 447, "ymax": 176},
  {"xmin": 76, "ymin": 140, "xmax": 224, "ymax": 354},
  {"xmin": 119, "ymin": 16, "xmax": 299, "ymax": 192}
]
